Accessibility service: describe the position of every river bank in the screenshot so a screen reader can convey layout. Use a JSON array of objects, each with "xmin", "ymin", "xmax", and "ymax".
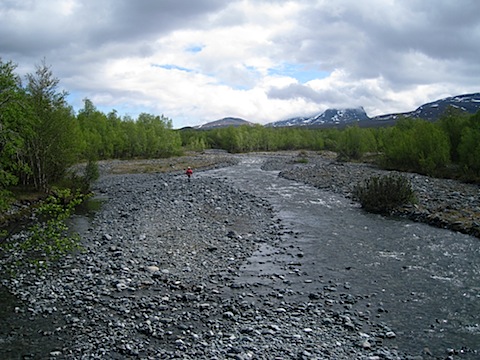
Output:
[
  {"xmin": 3, "ymin": 150, "xmax": 479, "ymax": 239},
  {"xmin": 0, "ymin": 151, "xmax": 478, "ymax": 359},
  {"xmin": 259, "ymin": 151, "xmax": 480, "ymax": 239},
  {"xmin": 95, "ymin": 150, "xmax": 480, "ymax": 239}
]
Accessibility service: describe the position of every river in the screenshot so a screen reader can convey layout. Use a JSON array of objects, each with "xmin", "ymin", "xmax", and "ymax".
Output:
[{"xmin": 201, "ymin": 155, "xmax": 480, "ymax": 358}]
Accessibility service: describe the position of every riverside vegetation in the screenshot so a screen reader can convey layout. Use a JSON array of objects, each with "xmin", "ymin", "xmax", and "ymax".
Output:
[{"xmin": 353, "ymin": 174, "xmax": 417, "ymax": 214}]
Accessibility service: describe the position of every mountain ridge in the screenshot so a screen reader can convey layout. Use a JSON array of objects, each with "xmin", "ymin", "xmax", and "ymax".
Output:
[
  {"xmin": 192, "ymin": 92, "xmax": 480, "ymax": 129},
  {"xmin": 195, "ymin": 117, "xmax": 254, "ymax": 129},
  {"xmin": 266, "ymin": 107, "xmax": 370, "ymax": 127},
  {"xmin": 267, "ymin": 92, "xmax": 480, "ymax": 128},
  {"xmin": 372, "ymin": 92, "xmax": 480, "ymax": 123}
]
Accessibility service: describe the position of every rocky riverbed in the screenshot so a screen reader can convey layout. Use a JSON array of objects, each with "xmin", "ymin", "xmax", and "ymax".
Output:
[
  {"xmin": 0, "ymin": 151, "xmax": 478, "ymax": 359},
  {"xmin": 270, "ymin": 152, "xmax": 480, "ymax": 239}
]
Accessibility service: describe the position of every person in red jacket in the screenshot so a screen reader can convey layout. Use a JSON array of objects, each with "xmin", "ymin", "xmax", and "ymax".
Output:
[{"xmin": 185, "ymin": 166, "xmax": 193, "ymax": 182}]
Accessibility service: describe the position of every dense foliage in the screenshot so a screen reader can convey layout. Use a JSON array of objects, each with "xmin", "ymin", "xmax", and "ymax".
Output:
[
  {"xmin": 0, "ymin": 58, "xmax": 182, "ymax": 208},
  {"xmin": 0, "ymin": 59, "xmax": 28, "ymax": 211},
  {"xmin": 353, "ymin": 174, "xmax": 417, "ymax": 214},
  {"xmin": 77, "ymin": 100, "xmax": 181, "ymax": 160},
  {"xmin": 379, "ymin": 118, "xmax": 450, "ymax": 175}
]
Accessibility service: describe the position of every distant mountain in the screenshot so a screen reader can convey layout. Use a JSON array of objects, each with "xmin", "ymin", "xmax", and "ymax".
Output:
[
  {"xmin": 195, "ymin": 117, "xmax": 254, "ymax": 129},
  {"xmin": 372, "ymin": 92, "xmax": 480, "ymax": 123},
  {"xmin": 267, "ymin": 92, "xmax": 480, "ymax": 128},
  {"xmin": 267, "ymin": 107, "xmax": 369, "ymax": 127}
]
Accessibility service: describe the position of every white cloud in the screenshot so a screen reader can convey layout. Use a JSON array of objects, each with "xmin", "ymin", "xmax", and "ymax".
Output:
[{"xmin": 1, "ymin": 0, "xmax": 479, "ymax": 128}]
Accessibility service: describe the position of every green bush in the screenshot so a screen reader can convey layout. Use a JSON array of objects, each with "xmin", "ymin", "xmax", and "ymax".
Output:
[
  {"xmin": 2, "ymin": 188, "xmax": 83, "ymax": 271},
  {"xmin": 295, "ymin": 157, "xmax": 308, "ymax": 164},
  {"xmin": 437, "ymin": 107, "xmax": 470, "ymax": 162},
  {"xmin": 84, "ymin": 159, "xmax": 100, "ymax": 183},
  {"xmin": 353, "ymin": 174, "xmax": 416, "ymax": 214},
  {"xmin": 294, "ymin": 150, "xmax": 309, "ymax": 163}
]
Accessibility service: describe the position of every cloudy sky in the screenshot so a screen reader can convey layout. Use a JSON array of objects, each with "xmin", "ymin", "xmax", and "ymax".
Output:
[{"xmin": 1, "ymin": 0, "xmax": 479, "ymax": 128}]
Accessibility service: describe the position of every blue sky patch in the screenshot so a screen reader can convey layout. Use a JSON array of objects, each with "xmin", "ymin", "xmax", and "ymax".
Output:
[
  {"xmin": 186, "ymin": 45, "xmax": 204, "ymax": 53},
  {"xmin": 269, "ymin": 63, "xmax": 329, "ymax": 83},
  {"xmin": 152, "ymin": 63, "xmax": 194, "ymax": 73}
]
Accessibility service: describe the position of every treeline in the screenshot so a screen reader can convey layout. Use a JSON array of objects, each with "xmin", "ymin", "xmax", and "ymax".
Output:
[
  {"xmin": 180, "ymin": 108, "xmax": 480, "ymax": 180},
  {"xmin": 0, "ymin": 58, "xmax": 181, "ymax": 211}
]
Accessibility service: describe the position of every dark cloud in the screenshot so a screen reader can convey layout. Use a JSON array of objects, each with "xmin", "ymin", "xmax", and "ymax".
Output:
[
  {"xmin": 273, "ymin": 0, "xmax": 480, "ymax": 88},
  {"xmin": 0, "ymin": 0, "xmax": 229, "ymax": 56},
  {"xmin": 82, "ymin": 0, "xmax": 228, "ymax": 45}
]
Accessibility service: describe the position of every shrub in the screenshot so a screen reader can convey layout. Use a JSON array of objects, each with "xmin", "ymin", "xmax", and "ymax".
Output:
[
  {"xmin": 295, "ymin": 157, "xmax": 309, "ymax": 164},
  {"xmin": 84, "ymin": 159, "xmax": 100, "ymax": 183},
  {"xmin": 2, "ymin": 188, "xmax": 83, "ymax": 271},
  {"xmin": 437, "ymin": 107, "xmax": 470, "ymax": 162},
  {"xmin": 353, "ymin": 174, "xmax": 416, "ymax": 214}
]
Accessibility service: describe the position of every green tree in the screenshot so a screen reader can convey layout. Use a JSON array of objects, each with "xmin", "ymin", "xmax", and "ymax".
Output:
[
  {"xmin": 121, "ymin": 116, "xmax": 141, "ymax": 158},
  {"xmin": 0, "ymin": 59, "xmax": 29, "ymax": 210},
  {"xmin": 382, "ymin": 118, "xmax": 450, "ymax": 175},
  {"xmin": 458, "ymin": 111, "xmax": 480, "ymax": 176},
  {"xmin": 77, "ymin": 98, "xmax": 114, "ymax": 159},
  {"xmin": 322, "ymin": 128, "xmax": 341, "ymax": 151},
  {"xmin": 24, "ymin": 59, "xmax": 81, "ymax": 191},
  {"xmin": 107, "ymin": 110, "xmax": 128, "ymax": 158},
  {"xmin": 136, "ymin": 112, "xmax": 181, "ymax": 157},
  {"xmin": 438, "ymin": 107, "xmax": 470, "ymax": 162},
  {"xmin": 337, "ymin": 125, "xmax": 376, "ymax": 161}
]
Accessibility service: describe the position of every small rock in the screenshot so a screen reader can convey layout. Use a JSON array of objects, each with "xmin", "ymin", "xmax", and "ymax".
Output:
[
  {"xmin": 385, "ymin": 331, "xmax": 396, "ymax": 338},
  {"xmin": 145, "ymin": 265, "xmax": 160, "ymax": 273},
  {"xmin": 223, "ymin": 311, "xmax": 235, "ymax": 319},
  {"xmin": 361, "ymin": 340, "xmax": 372, "ymax": 349}
]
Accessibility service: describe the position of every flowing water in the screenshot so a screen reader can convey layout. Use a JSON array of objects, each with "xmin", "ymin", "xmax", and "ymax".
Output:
[{"xmin": 202, "ymin": 155, "xmax": 480, "ymax": 358}]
